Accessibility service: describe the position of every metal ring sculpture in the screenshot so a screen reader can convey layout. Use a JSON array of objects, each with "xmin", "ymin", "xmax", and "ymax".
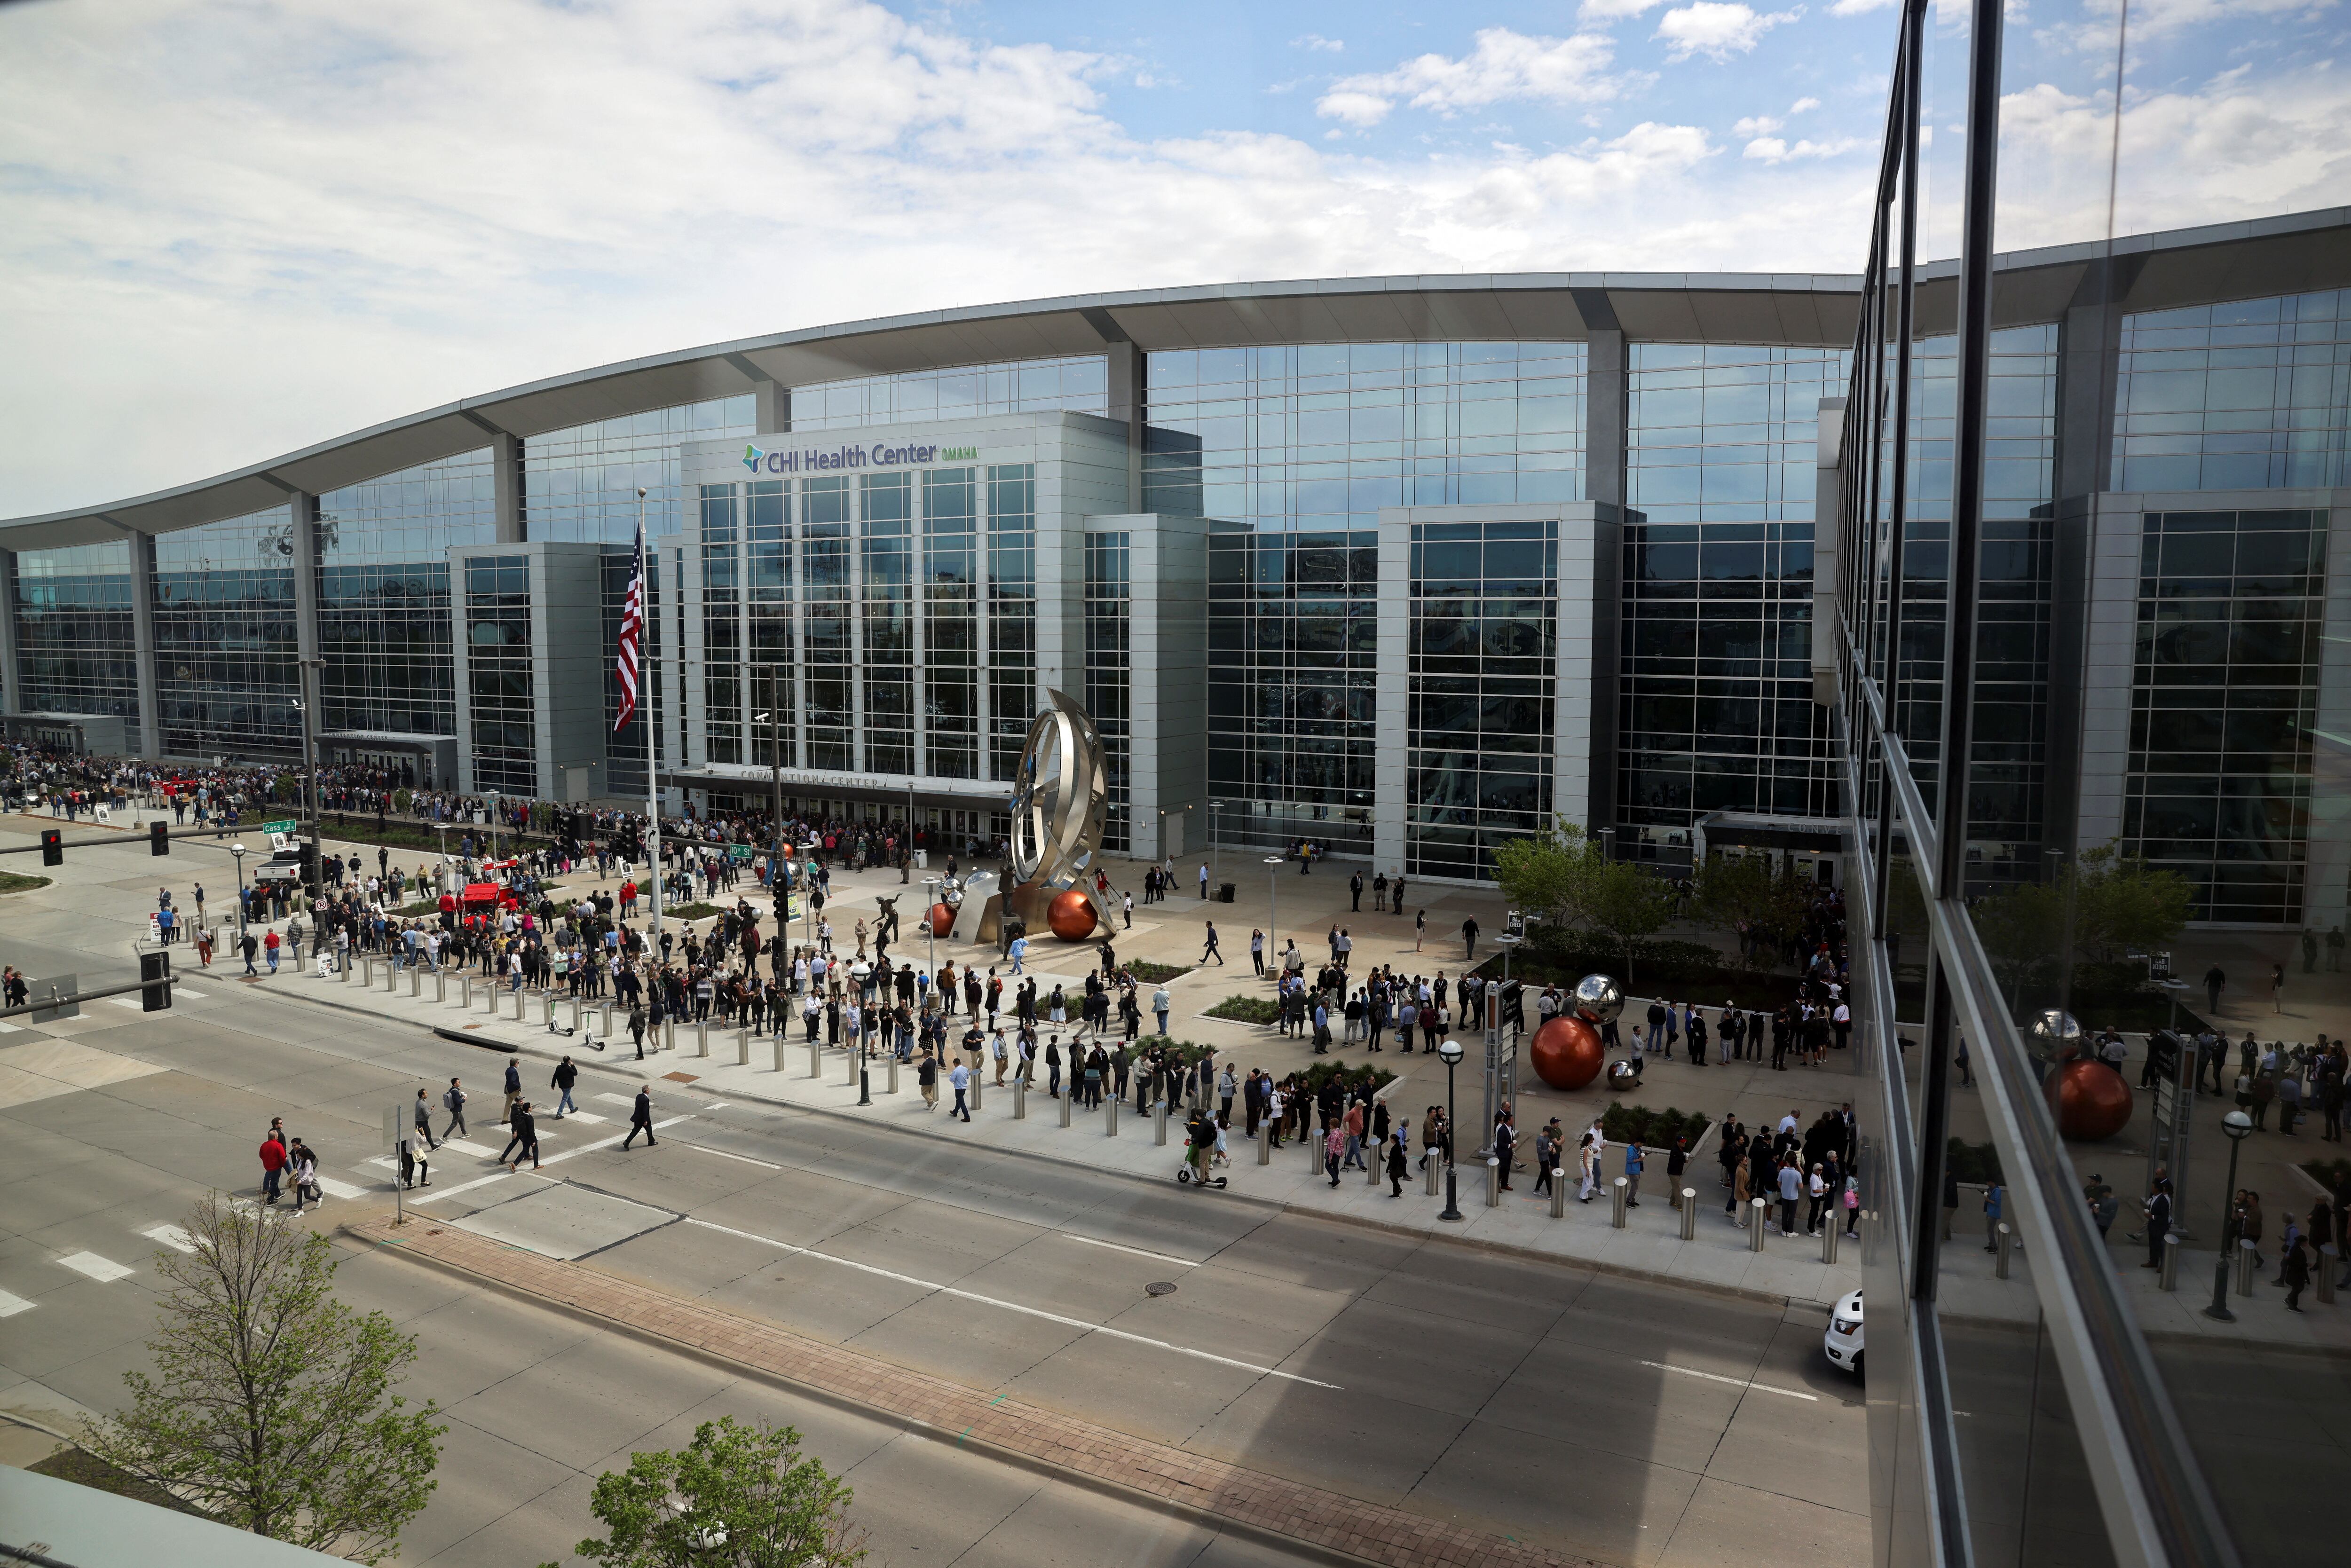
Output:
[{"xmin": 1009, "ymin": 688, "xmax": 1108, "ymax": 889}]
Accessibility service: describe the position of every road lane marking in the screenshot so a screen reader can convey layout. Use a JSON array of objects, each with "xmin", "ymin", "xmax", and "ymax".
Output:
[
  {"xmin": 1059, "ymin": 1233, "xmax": 1200, "ymax": 1269},
  {"xmin": 442, "ymin": 1139, "xmax": 497, "ymax": 1158},
  {"xmin": 1640, "ymin": 1360, "xmax": 1819, "ymax": 1401},
  {"xmin": 57, "ymin": 1251, "xmax": 134, "ymax": 1283},
  {"xmin": 408, "ymin": 1116, "xmax": 694, "ymax": 1200},
  {"xmin": 556, "ymin": 1110, "xmax": 607, "ymax": 1124},
  {"xmin": 683, "ymin": 1217, "xmax": 1340, "ymax": 1390},
  {"xmin": 674, "ymin": 1143, "xmax": 781, "ymax": 1170},
  {"xmin": 140, "ymin": 1224, "xmax": 197, "ymax": 1254},
  {"xmin": 0, "ymin": 1288, "xmax": 34, "ymax": 1316},
  {"xmin": 315, "ymin": 1176, "xmax": 368, "ymax": 1201}
]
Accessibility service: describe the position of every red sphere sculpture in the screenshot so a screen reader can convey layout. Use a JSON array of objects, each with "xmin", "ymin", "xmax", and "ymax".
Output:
[
  {"xmin": 1531, "ymin": 1016, "xmax": 1605, "ymax": 1091},
  {"xmin": 2049, "ymin": 1058, "xmax": 2133, "ymax": 1142},
  {"xmin": 1046, "ymin": 888, "xmax": 1098, "ymax": 941},
  {"xmin": 926, "ymin": 902, "xmax": 955, "ymax": 939}
]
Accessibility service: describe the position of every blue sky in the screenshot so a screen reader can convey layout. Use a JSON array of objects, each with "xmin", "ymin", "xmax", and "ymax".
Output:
[{"xmin": 0, "ymin": 0, "xmax": 2342, "ymax": 515}]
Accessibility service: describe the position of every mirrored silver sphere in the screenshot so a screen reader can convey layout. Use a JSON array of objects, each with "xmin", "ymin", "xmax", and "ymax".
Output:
[{"xmin": 1573, "ymin": 973, "xmax": 1624, "ymax": 1026}]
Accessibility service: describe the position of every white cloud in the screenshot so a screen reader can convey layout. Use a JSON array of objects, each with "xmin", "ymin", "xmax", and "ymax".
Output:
[
  {"xmin": 1735, "ymin": 114, "xmax": 1783, "ymax": 136},
  {"xmin": 1655, "ymin": 4, "xmax": 1804, "ymax": 61},
  {"xmin": 1313, "ymin": 27, "xmax": 1623, "ymax": 126},
  {"xmin": 1789, "ymin": 95, "xmax": 1822, "ymax": 113},
  {"xmin": 1743, "ymin": 134, "xmax": 1860, "ymax": 161},
  {"xmin": 1291, "ymin": 33, "xmax": 1344, "ymax": 52},
  {"xmin": 1828, "ymin": 0, "xmax": 1897, "ymax": 14},
  {"xmin": 2056, "ymin": 0, "xmax": 2336, "ymax": 46},
  {"xmin": 1578, "ymin": 0, "xmax": 1670, "ymax": 17}
]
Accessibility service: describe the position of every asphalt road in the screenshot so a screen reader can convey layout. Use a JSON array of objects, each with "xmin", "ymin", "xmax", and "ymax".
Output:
[{"xmin": 0, "ymin": 829, "xmax": 1871, "ymax": 1567}]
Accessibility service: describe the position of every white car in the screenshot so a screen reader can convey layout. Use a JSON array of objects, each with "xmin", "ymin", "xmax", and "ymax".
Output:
[{"xmin": 1823, "ymin": 1288, "xmax": 1863, "ymax": 1374}]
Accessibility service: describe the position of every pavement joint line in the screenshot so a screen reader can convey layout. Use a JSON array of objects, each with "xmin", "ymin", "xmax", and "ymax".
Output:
[
  {"xmin": 341, "ymin": 1213, "xmax": 1604, "ymax": 1568},
  {"xmin": 1057, "ymin": 1232, "xmax": 1201, "ymax": 1269},
  {"xmin": 1639, "ymin": 1359, "xmax": 1820, "ymax": 1401},
  {"xmin": 682, "ymin": 1216, "xmax": 1341, "ymax": 1389}
]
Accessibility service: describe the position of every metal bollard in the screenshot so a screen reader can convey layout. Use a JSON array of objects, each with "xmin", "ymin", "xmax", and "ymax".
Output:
[
  {"xmin": 1154, "ymin": 1100, "xmax": 1168, "ymax": 1145},
  {"xmin": 2235, "ymin": 1237, "xmax": 2258, "ymax": 1297},
  {"xmin": 409, "ymin": 966, "xmax": 421, "ymax": 997},
  {"xmin": 2158, "ymin": 1231, "xmax": 2180, "ymax": 1292},
  {"xmin": 1995, "ymin": 1223, "xmax": 2014, "ymax": 1279},
  {"xmin": 1425, "ymin": 1153, "xmax": 1442, "ymax": 1196},
  {"xmin": 806, "ymin": 1040, "xmax": 822, "ymax": 1079},
  {"xmin": 772, "ymin": 1035, "xmax": 786, "ymax": 1072},
  {"xmin": 1550, "ymin": 1173, "xmax": 1568, "ymax": 1219},
  {"xmin": 886, "ymin": 1055, "xmax": 900, "ymax": 1094},
  {"xmin": 844, "ymin": 1048, "xmax": 859, "ymax": 1088},
  {"xmin": 570, "ymin": 999, "xmax": 582, "ymax": 1032},
  {"xmin": 601, "ymin": 1004, "xmax": 615, "ymax": 1038},
  {"xmin": 662, "ymin": 1019, "xmax": 675, "ymax": 1051},
  {"xmin": 339, "ymin": 952, "xmax": 352, "ymax": 983},
  {"xmin": 1059, "ymin": 1089, "xmax": 1073, "ymax": 1127},
  {"xmin": 390, "ymin": 962, "xmax": 401, "ymax": 993},
  {"xmin": 1680, "ymin": 1190, "xmax": 1698, "ymax": 1240},
  {"xmin": 1486, "ymin": 1158, "xmax": 1502, "ymax": 1208},
  {"xmin": 1367, "ymin": 1135, "xmax": 1383, "ymax": 1186},
  {"xmin": 1750, "ymin": 1198, "xmax": 1768, "ymax": 1251},
  {"xmin": 733, "ymin": 1029, "xmax": 747, "ymax": 1065},
  {"xmin": 2320, "ymin": 1245, "xmax": 2338, "ymax": 1305},
  {"xmin": 458, "ymin": 976, "xmax": 471, "ymax": 1008},
  {"xmin": 510, "ymin": 989, "xmax": 524, "ymax": 1020},
  {"xmin": 1104, "ymin": 1095, "xmax": 1116, "ymax": 1136},
  {"xmin": 1256, "ymin": 1121, "xmax": 1271, "ymax": 1165},
  {"xmin": 435, "ymin": 971, "xmax": 447, "ymax": 1003},
  {"xmin": 1611, "ymin": 1176, "xmax": 1629, "ymax": 1229},
  {"xmin": 969, "ymin": 1073, "xmax": 983, "ymax": 1111},
  {"xmin": 1014, "ymin": 1078, "xmax": 1027, "ymax": 1119},
  {"xmin": 542, "ymin": 996, "xmax": 555, "ymax": 1027},
  {"xmin": 1822, "ymin": 1221, "xmax": 1841, "ymax": 1265}
]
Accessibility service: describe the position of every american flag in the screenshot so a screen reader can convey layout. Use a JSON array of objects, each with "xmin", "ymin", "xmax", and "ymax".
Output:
[{"xmin": 614, "ymin": 522, "xmax": 646, "ymax": 732}]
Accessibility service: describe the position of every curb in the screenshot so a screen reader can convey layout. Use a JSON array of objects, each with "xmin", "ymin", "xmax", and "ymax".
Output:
[{"xmin": 259, "ymin": 977, "xmax": 1833, "ymax": 1309}]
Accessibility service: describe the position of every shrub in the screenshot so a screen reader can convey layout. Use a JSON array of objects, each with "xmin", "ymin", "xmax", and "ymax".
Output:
[
  {"xmin": 1206, "ymin": 994, "xmax": 1281, "ymax": 1024},
  {"xmin": 1598, "ymin": 1100, "xmax": 1711, "ymax": 1150},
  {"xmin": 1296, "ymin": 1057, "xmax": 1396, "ymax": 1095},
  {"xmin": 1946, "ymin": 1136, "xmax": 2004, "ymax": 1186},
  {"xmin": 1125, "ymin": 960, "xmax": 1190, "ymax": 984}
]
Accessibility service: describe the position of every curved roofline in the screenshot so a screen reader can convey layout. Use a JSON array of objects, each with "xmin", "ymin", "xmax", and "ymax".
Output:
[{"xmin": 5, "ymin": 205, "xmax": 2345, "ymax": 552}]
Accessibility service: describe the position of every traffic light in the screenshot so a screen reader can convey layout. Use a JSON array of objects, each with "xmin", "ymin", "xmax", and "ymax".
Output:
[
  {"xmin": 139, "ymin": 951, "xmax": 173, "ymax": 1012},
  {"xmin": 297, "ymin": 840, "xmax": 318, "ymax": 878},
  {"xmin": 40, "ymin": 828, "xmax": 61, "ymax": 867},
  {"xmin": 150, "ymin": 820, "xmax": 169, "ymax": 856}
]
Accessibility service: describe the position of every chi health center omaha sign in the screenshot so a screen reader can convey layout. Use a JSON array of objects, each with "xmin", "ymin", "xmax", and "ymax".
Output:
[{"xmin": 741, "ymin": 439, "xmax": 980, "ymax": 475}]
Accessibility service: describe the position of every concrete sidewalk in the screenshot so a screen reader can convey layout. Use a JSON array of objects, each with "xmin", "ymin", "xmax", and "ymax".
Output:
[{"xmin": 255, "ymin": 958, "xmax": 1863, "ymax": 1308}]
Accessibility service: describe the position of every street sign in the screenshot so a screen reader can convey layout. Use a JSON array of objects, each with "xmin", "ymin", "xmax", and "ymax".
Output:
[
  {"xmin": 260, "ymin": 819, "xmax": 298, "ymax": 835},
  {"xmin": 729, "ymin": 844, "xmax": 753, "ymax": 863}
]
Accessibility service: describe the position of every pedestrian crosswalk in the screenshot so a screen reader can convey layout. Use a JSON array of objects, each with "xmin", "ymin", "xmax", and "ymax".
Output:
[
  {"xmin": 57, "ymin": 1251, "xmax": 134, "ymax": 1283},
  {"xmin": 140, "ymin": 1223, "xmax": 197, "ymax": 1254}
]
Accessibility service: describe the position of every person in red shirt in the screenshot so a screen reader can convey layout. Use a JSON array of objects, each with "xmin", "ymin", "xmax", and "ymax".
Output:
[{"xmin": 258, "ymin": 1126, "xmax": 288, "ymax": 1205}]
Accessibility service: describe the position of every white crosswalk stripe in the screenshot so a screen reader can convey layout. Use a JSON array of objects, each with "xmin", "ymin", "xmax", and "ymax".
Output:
[
  {"xmin": 57, "ymin": 1251, "xmax": 134, "ymax": 1282},
  {"xmin": 0, "ymin": 1288, "xmax": 33, "ymax": 1317},
  {"xmin": 140, "ymin": 1224, "xmax": 197, "ymax": 1254},
  {"xmin": 314, "ymin": 1176, "xmax": 368, "ymax": 1200}
]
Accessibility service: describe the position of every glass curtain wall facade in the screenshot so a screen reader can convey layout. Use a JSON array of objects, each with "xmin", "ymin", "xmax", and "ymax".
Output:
[
  {"xmin": 1085, "ymin": 531, "xmax": 1132, "ymax": 854},
  {"xmin": 316, "ymin": 448, "xmax": 493, "ymax": 739},
  {"xmin": 986, "ymin": 465, "xmax": 1037, "ymax": 781},
  {"xmin": 789, "ymin": 356, "xmax": 1106, "ymax": 432},
  {"xmin": 463, "ymin": 556, "xmax": 534, "ymax": 795},
  {"xmin": 1405, "ymin": 520, "xmax": 1558, "ymax": 879},
  {"xmin": 922, "ymin": 469, "xmax": 979, "ymax": 779},
  {"xmin": 13, "ymin": 542, "xmax": 139, "ymax": 749},
  {"xmin": 1836, "ymin": 2, "xmax": 2347, "ymax": 1565},
  {"xmin": 1176, "ymin": 342, "xmax": 1585, "ymax": 856},
  {"xmin": 153, "ymin": 507, "xmax": 300, "ymax": 759},
  {"xmin": 1621, "ymin": 344, "xmax": 1844, "ymax": 865}
]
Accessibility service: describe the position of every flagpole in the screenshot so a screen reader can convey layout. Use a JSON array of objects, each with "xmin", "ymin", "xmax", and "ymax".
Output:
[{"xmin": 637, "ymin": 486, "xmax": 663, "ymax": 942}]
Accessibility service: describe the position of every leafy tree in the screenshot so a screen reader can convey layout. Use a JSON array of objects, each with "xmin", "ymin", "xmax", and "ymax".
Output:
[
  {"xmin": 1493, "ymin": 818, "xmax": 1669, "ymax": 982},
  {"xmin": 552, "ymin": 1416, "xmax": 866, "ymax": 1568},
  {"xmin": 1968, "ymin": 841, "xmax": 2189, "ymax": 1009},
  {"xmin": 1691, "ymin": 854, "xmax": 1813, "ymax": 969},
  {"xmin": 80, "ymin": 1194, "xmax": 442, "ymax": 1563}
]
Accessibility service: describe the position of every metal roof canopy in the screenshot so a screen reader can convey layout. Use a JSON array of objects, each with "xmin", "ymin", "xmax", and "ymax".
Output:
[{"xmin": 5, "ymin": 207, "xmax": 2344, "ymax": 554}]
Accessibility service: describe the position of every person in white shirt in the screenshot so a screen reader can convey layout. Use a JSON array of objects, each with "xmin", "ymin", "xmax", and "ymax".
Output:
[{"xmin": 947, "ymin": 1059, "xmax": 972, "ymax": 1121}]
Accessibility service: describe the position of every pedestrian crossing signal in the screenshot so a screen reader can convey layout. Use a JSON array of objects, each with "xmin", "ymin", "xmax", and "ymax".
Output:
[
  {"xmin": 150, "ymin": 820, "xmax": 169, "ymax": 856},
  {"xmin": 40, "ymin": 828, "xmax": 61, "ymax": 866}
]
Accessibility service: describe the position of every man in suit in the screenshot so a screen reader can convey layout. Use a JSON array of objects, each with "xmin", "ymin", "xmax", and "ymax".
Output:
[
  {"xmin": 2143, "ymin": 1178, "xmax": 2174, "ymax": 1269},
  {"xmin": 623, "ymin": 1086, "xmax": 656, "ymax": 1149}
]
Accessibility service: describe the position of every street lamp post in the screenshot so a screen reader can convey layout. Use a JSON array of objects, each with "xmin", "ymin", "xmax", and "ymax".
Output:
[
  {"xmin": 2203, "ymin": 1109, "xmax": 2255, "ymax": 1322},
  {"xmin": 922, "ymin": 875, "xmax": 941, "ymax": 979},
  {"xmin": 1265, "ymin": 855, "xmax": 1285, "ymax": 982},
  {"xmin": 229, "ymin": 843, "xmax": 249, "ymax": 944},
  {"xmin": 293, "ymin": 658, "xmax": 325, "ymax": 914},
  {"xmin": 1208, "ymin": 797, "xmax": 1223, "ymax": 897},
  {"xmin": 1437, "ymin": 1037, "xmax": 1466, "ymax": 1221}
]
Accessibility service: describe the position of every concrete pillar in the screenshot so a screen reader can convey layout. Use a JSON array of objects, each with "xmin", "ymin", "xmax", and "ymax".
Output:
[
  {"xmin": 1574, "ymin": 304, "xmax": 1629, "ymax": 511},
  {"xmin": 492, "ymin": 431, "xmax": 525, "ymax": 544},
  {"xmin": 124, "ymin": 529, "xmax": 163, "ymax": 758},
  {"xmin": 2052, "ymin": 256, "xmax": 2142, "ymax": 502},
  {"xmin": 1084, "ymin": 312, "xmax": 1144, "ymax": 512},
  {"xmin": 0, "ymin": 548, "xmax": 20, "ymax": 717}
]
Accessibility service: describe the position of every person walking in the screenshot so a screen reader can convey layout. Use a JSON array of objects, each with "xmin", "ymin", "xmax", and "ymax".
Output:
[
  {"xmin": 1777, "ymin": 1158, "xmax": 1803, "ymax": 1235},
  {"xmin": 623, "ymin": 1086, "xmax": 656, "ymax": 1148},
  {"xmin": 551, "ymin": 1055, "xmax": 578, "ymax": 1119},
  {"xmin": 499, "ymin": 1101, "xmax": 541, "ymax": 1171},
  {"xmin": 2282, "ymin": 1234, "xmax": 2312, "ymax": 1311},
  {"xmin": 1460, "ymin": 915, "xmax": 1479, "ymax": 961},
  {"xmin": 501, "ymin": 1059, "xmax": 522, "ymax": 1125},
  {"xmin": 949, "ymin": 1058, "xmax": 972, "ymax": 1122},
  {"xmin": 2204, "ymin": 962, "xmax": 2226, "ymax": 1016},
  {"xmin": 1386, "ymin": 1130, "xmax": 1409, "ymax": 1196},
  {"xmin": 442, "ymin": 1077, "xmax": 469, "ymax": 1140},
  {"xmin": 1623, "ymin": 1139, "xmax": 1644, "ymax": 1206},
  {"xmin": 257, "ymin": 1127, "xmax": 287, "ymax": 1206},
  {"xmin": 629, "ymin": 1001, "xmax": 648, "ymax": 1059},
  {"xmin": 1200, "ymin": 922, "xmax": 1223, "ymax": 966},
  {"xmin": 1982, "ymin": 1180, "xmax": 2006, "ymax": 1253},
  {"xmin": 1324, "ymin": 1121, "xmax": 1345, "ymax": 1187},
  {"xmin": 412, "ymin": 1088, "xmax": 437, "ymax": 1150}
]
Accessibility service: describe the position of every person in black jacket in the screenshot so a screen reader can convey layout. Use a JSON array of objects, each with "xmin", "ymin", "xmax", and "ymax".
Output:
[
  {"xmin": 499, "ymin": 1101, "xmax": 541, "ymax": 1170},
  {"xmin": 551, "ymin": 1055, "xmax": 579, "ymax": 1119},
  {"xmin": 2142, "ymin": 1178, "xmax": 2173, "ymax": 1269},
  {"xmin": 623, "ymin": 1086, "xmax": 656, "ymax": 1149}
]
